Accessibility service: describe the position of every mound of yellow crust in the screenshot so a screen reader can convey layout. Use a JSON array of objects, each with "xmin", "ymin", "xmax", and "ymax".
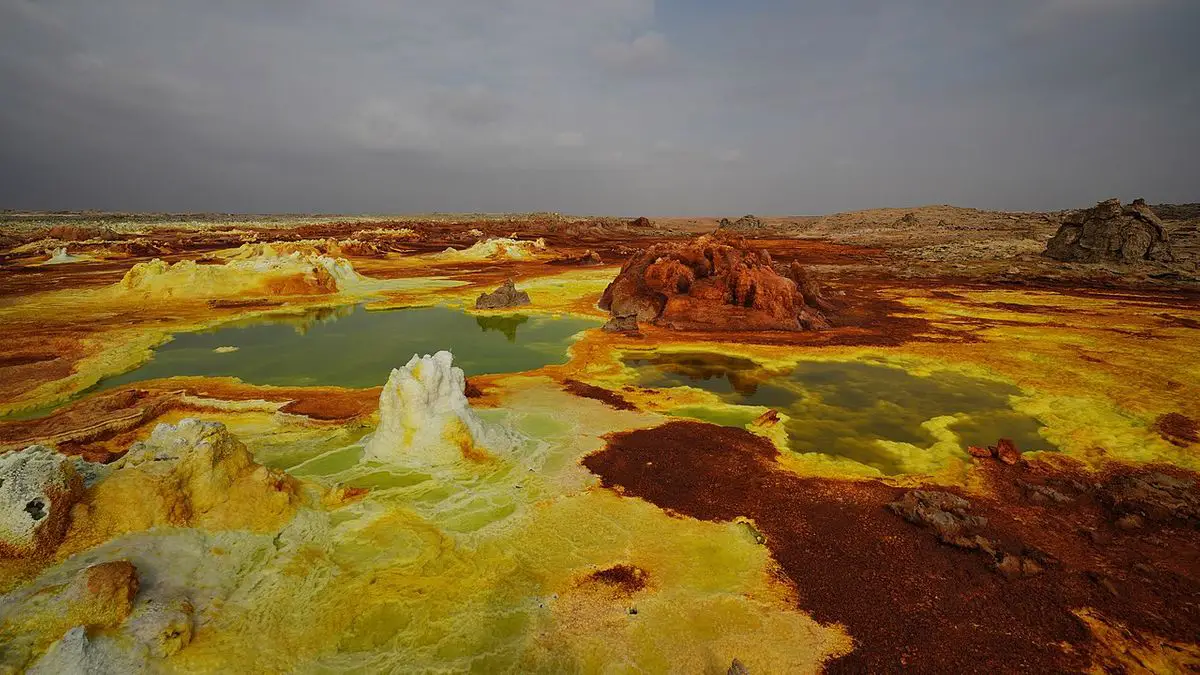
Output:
[
  {"xmin": 227, "ymin": 239, "xmax": 383, "ymax": 259},
  {"xmin": 63, "ymin": 419, "xmax": 300, "ymax": 551},
  {"xmin": 435, "ymin": 237, "xmax": 547, "ymax": 261},
  {"xmin": 115, "ymin": 250, "xmax": 362, "ymax": 298}
]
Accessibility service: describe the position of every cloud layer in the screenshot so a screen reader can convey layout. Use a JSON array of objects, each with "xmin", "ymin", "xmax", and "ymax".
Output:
[{"xmin": 0, "ymin": 0, "xmax": 1196, "ymax": 215}]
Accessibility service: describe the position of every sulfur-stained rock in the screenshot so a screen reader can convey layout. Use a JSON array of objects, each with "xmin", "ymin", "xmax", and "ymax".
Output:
[
  {"xmin": 599, "ymin": 234, "xmax": 834, "ymax": 331},
  {"xmin": 0, "ymin": 446, "xmax": 84, "ymax": 558},
  {"xmin": 475, "ymin": 278, "xmax": 531, "ymax": 309},
  {"xmin": 66, "ymin": 420, "xmax": 300, "ymax": 546},
  {"xmin": 65, "ymin": 560, "xmax": 139, "ymax": 629},
  {"xmin": 437, "ymin": 237, "xmax": 547, "ymax": 261},
  {"xmin": 1044, "ymin": 198, "xmax": 1174, "ymax": 264},
  {"xmin": 128, "ymin": 595, "xmax": 194, "ymax": 658},
  {"xmin": 115, "ymin": 249, "xmax": 362, "ymax": 299}
]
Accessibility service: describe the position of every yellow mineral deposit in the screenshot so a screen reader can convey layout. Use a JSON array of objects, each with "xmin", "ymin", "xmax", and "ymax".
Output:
[{"xmin": 0, "ymin": 210, "xmax": 1197, "ymax": 672}]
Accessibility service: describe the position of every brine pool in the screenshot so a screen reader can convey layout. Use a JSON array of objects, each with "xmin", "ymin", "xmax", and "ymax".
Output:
[
  {"xmin": 92, "ymin": 304, "xmax": 600, "ymax": 390},
  {"xmin": 623, "ymin": 350, "xmax": 1053, "ymax": 474}
]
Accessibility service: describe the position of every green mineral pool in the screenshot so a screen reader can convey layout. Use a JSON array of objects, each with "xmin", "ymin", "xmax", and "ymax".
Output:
[
  {"xmin": 96, "ymin": 304, "xmax": 600, "ymax": 390},
  {"xmin": 624, "ymin": 350, "xmax": 1054, "ymax": 474}
]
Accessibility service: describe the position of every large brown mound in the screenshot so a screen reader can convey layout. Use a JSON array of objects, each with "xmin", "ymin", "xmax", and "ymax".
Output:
[
  {"xmin": 1045, "ymin": 198, "xmax": 1174, "ymax": 264},
  {"xmin": 598, "ymin": 233, "xmax": 835, "ymax": 331}
]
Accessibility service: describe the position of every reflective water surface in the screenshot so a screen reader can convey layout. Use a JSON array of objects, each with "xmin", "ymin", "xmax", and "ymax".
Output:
[{"xmin": 625, "ymin": 351, "xmax": 1053, "ymax": 473}]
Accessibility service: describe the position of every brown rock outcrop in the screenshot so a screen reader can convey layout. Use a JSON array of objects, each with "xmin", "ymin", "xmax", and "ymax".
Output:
[
  {"xmin": 65, "ymin": 560, "xmax": 140, "ymax": 629},
  {"xmin": 887, "ymin": 490, "xmax": 988, "ymax": 549},
  {"xmin": 1044, "ymin": 198, "xmax": 1174, "ymax": 264},
  {"xmin": 598, "ymin": 234, "xmax": 833, "ymax": 331},
  {"xmin": 718, "ymin": 215, "xmax": 766, "ymax": 231},
  {"xmin": 475, "ymin": 278, "xmax": 531, "ymax": 309},
  {"xmin": 1097, "ymin": 471, "xmax": 1199, "ymax": 527}
]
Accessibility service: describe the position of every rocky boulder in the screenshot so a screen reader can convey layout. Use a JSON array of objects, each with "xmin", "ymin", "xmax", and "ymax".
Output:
[
  {"xmin": 0, "ymin": 446, "xmax": 84, "ymax": 558},
  {"xmin": 718, "ymin": 215, "xmax": 766, "ymax": 231},
  {"xmin": 887, "ymin": 490, "xmax": 988, "ymax": 549},
  {"xmin": 475, "ymin": 278, "xmax": 531, "ymax": 309},
  {"xmin": 65, "ymin": 560, "xmax": 140, "ymax": 629},
  {"xmin": 1044, "ymin": 198, "xmax": 1174, "ymax": 264},
  {"xmin": 1098, "ymin": 472, "xmax": 1199, "ymax": 528},
  {"xmin": 598, "ymin": 233, "xmax": 834, "ymax": 331}
]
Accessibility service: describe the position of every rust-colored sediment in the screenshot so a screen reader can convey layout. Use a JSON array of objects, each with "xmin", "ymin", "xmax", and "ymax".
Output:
[
  {"xmin": 1155, "ymin": 412, "xmax": 1199, "ymax": 447},
  {"xmin": 583, "ymin": 421, "xmax": 1200, "ymax": 673},
  {"xmin": 561, "ymin": 379, "xmax": 637, "ymax": 411},
  {"xmin": 586, "ymin": 564, "xmax": 649, "ymax": 595}
]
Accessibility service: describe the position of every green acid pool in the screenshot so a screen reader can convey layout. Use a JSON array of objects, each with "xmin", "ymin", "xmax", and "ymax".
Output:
[
  {"xmin": 96, "ymin": 305, "xmax": 600, "ymax": 390},
  {"xmin": 624, "ymin": 351, "xmax": 1053, "ymax": 474}
]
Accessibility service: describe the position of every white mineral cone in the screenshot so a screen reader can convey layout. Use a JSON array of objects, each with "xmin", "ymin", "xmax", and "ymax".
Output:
[{"xmin": 364, "ymin": 351, "xmax": 506, "ymax": 465}]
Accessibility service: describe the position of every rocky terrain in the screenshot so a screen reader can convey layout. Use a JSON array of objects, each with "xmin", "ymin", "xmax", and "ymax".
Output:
[{"xmin": 0, "ymin": 199, "xmax": 1197, "ymax": 672}]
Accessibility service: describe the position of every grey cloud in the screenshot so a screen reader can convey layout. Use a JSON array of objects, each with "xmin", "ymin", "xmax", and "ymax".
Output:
[
  {"xmin": 595, "ymin": 32, "xmax": 671, "ymax": 74},
  {"xmin": 0, "ymin": 0, "xmax": 1196, "ymax": 215}
]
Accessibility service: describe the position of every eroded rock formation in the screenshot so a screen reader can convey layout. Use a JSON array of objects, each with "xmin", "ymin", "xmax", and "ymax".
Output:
[
  {"xmin": 718, "ymin": 215, "xmax": 766, "ymax": 231},
  {"xmin": 475, "ymin": 278, "xmax": 531, "ymax": 309},
  {"xmin": 1045, "ymin": 198, "xmax": 1174, "ymax": 264},
  {"xmin": 364, "ymin": 351, "xmax": 511, "ymax": 465},
  {"xmin": 0, "ymin": 446, "xmax": 84, "ymax": 558},
  {"xmin": 598, "ymin": 234, "xmax": 835, "ymax": 331}
]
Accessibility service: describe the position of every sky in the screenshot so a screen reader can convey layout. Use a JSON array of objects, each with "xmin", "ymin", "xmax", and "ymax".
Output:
[{"xmin": 0, "ymin": 0, "xmax": 1197, "ymax": 216}]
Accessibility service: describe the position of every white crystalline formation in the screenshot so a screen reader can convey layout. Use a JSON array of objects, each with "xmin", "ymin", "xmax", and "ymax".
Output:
[{"xmin": 365, "ymin": 351, "xmax": 503, "ymax": 465}]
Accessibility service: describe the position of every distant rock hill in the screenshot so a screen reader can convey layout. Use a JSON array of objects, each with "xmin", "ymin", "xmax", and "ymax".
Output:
[
  {"xmin": 717, "ymin": 215, "xmax": 768, "ymax": 231},
  {"xmin": 1044, "ymin": 199, "xmax": 1174, "ymax": 264}
]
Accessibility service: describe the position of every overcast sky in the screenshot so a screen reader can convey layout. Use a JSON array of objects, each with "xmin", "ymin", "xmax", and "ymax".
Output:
[{"xmin": 1, "ymin": 0, "xmax": 1197, "ymax": 216}]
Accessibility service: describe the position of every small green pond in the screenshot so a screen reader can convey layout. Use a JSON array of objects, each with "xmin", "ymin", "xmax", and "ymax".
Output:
[
  {"xmin": 95, "ymin": 305, "xmax": 599, "ymax": 390},
  {"xmin": 624, "ymin": 351, "xmax": 1053, "ymax": 474}
]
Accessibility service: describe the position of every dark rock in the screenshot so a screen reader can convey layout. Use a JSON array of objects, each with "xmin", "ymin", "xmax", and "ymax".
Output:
[
  {"xmin": 887, "ymin": 490, "xmax": 988, "ymax": 549},
  {"xmin": 629, "ymin": 217, "xmax": 653, "ymax": 228},
  {"xmin": 1099, "ymin": 472, "xmax": 1200, "ymax": 527},
  {"xmin": 718, "ymin": 215, "xmax": 766, "ymax": 231},
  {"xmin": 551, "ymin": 250, "xmax": 604, "ymax": 266},
  {"xmin": 1044, "ymin": 198, "xmax": 1174, "ymax": 264},
  {"xmin": 601, "ymin": 314, "xmax": 640, "ymax": 334},
  {"xmin": 1018, "ymin": 481, "xmax": 1074, "ymax": 505},
  {"xmin": 728, "ymin": 659, "xmax": 750, "ymax": 675},
  {"xmin": 475, "ymin": 278, "xmax": 531, "ymax": 310}
]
